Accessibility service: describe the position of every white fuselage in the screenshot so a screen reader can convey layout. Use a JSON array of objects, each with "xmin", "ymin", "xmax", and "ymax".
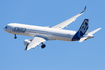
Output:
[{"xmin": 4, "ymin": 23, "xmax": 76, "ymax": 41}]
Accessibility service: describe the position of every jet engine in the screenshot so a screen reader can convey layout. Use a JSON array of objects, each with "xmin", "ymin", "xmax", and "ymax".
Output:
[
  {"xmin": 24, "ymin": 39, "xmax": 32, "ymax": 46},
  {"xmin": 24, "ymin": 39, "xmax": 46, "ymax": 50}
]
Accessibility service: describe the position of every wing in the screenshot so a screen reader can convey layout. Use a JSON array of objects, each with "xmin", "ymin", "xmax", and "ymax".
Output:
[
  {"xmin": 52, "ymin": 6, "xmax": 86, "ymax": 29},
  {"xmin": 25, "ymin": 37, "xmax": 47, "ymax": 50}
]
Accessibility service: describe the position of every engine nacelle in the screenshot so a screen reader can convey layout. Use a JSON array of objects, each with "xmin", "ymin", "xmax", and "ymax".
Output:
[{"xmin": 24, "ymin": 39, "xmax": 32, "ymax": 46}]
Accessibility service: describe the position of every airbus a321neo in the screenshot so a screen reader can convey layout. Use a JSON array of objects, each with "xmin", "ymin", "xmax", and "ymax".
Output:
[{"xmin": 4, "ymin": 6, "xmax": 101, "ymax": 50}]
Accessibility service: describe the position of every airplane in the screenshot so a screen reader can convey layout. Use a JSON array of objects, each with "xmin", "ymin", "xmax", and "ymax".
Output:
[{"xmin": 4, "ymin": 6, "xmax": 101, "ymax": 50}]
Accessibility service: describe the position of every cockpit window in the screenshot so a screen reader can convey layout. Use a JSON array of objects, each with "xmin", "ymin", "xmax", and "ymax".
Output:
[{"xmin": 5, "ymin": 26, "xmax": 7, "ymax": 29}]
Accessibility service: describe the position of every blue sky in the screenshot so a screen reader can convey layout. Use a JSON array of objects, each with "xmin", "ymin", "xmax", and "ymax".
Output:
[{"xmin": 0, "ymin": 0, "xmax": 105, "ymax": 70}]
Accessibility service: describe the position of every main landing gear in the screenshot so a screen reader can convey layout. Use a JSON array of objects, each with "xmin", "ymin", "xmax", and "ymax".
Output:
[
  {"xmin": 41, "ymin": 42, "xmax": 46, "ymax": 49},
  {"xmin": 14, "ymin": 34, "xmax": 17, "ymax": 39}
]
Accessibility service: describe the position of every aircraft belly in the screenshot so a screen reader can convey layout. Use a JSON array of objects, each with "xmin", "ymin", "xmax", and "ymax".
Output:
[
  {"xmin": 10, "ymin": 31, "xmax": 31, "ymax": 36},
  {"xmin": 30, "ymin": 33, "xmax": 72, "ymax": 41},
  {"xmin": 50, "ymin": 34, "xmax": 72, "ymax": 41}
]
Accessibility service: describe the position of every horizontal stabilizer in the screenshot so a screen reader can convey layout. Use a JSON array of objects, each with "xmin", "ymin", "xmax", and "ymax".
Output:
[
  {"xmin": 89, "ymin": 28, "xmax": 101, "ymax": 35},
  {"xmin": 79, "ymin": 28, "xmax": 101, "ymax": 42},
  {"xmin": 79, "ymin": 36, "xmax": 88, "ymax": 42}
]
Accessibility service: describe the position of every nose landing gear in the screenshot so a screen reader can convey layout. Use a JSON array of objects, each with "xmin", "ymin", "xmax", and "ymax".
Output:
[{"xmin": 14, "ymin": 34, "xmax": 17, "ymax": 39}]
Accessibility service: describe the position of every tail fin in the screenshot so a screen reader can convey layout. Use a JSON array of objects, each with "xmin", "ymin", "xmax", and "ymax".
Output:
[{"xmin": 72, "ymin": 19, "xmax": 89, "ymax": 41}]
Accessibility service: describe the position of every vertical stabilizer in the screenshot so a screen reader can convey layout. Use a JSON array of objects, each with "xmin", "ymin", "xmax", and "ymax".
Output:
[{"xmin": 72, "ymin": 19, "xmax": 89, "ymax": 41}]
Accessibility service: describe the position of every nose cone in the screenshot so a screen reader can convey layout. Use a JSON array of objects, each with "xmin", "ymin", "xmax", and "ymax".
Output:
[{"xmin": 4, "ymin": 26, "xmax": 7, "ymax": 31}]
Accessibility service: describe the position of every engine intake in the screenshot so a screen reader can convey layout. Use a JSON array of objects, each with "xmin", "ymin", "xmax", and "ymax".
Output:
[{"xmin": 24, "ymin": 39, "xmax": 32, "ymax": 46}]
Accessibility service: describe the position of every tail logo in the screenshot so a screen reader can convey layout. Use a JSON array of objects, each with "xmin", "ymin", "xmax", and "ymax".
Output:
[
  {"xmin": 79, "ymin": 20, "xmax": 88, "ymax": 36},
  {"xmin": 72, "ymin": 19, "xmax": 89, "ymax": 41}
]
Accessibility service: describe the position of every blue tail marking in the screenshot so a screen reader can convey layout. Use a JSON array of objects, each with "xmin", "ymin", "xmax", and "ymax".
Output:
[{"xmin": 72, "ymin": 19, "xmax": 89, "ymax": 41}]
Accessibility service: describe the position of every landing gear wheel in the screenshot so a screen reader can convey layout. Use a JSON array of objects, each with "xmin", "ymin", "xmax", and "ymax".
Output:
[
  {"xmin": 14, "ymin": 34, "xmax": 17, "ymax": 39},
  {"xmin": 14, "ymin": 36, "xmax": 17, "ymax": 39},
  {"xmin": 41, "ymin": 44, "xmax": 46, "ymax": 49}
]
